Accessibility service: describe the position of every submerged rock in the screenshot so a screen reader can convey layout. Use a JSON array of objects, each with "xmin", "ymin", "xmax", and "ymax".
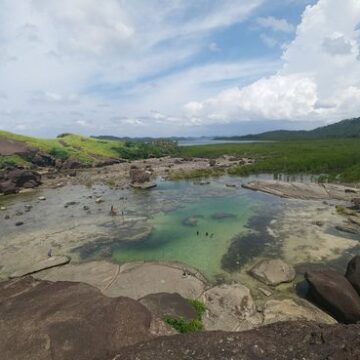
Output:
[
  {"xmin": 345, "ymin": 256, "xmax": 360, "ymax": 296},
  {"xmin": 201, "ymin": 284, "xmax": 260, "ymax": 331},
  {"xmin": 249, "ymin": 259, "xmax": 296, "ymax": 286},
  {"xmin": 305, "ymin": 270, "xmax": 360, "ymax": 324},
  {"xmin": 182, "ymin": 216, "xmax": 201, "ymax": 227},
  {"xmin": 211, "ymin": 212, "xmax": 237, "ymax": 220},
  {"xmin": 0, "ymin": 277, "xmax": 153, "ymax": 360},
  {"xmin": 115, "ymin": 321, "xmax": 360, "ymax": 360}
]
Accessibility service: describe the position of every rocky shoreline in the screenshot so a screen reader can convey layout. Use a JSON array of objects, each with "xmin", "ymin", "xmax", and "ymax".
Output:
[
  {"xmin": 1, "ymin": 164, "xmax": 360, "ymax": 359},
  {"xmin": 1, "ymin": 255, "xmax": 359, "ymax": 359}
]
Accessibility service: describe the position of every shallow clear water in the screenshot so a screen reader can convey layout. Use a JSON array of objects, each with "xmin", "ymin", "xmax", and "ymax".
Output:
[
  {"xmin": 110, "ymin": 177, "xmax": 284, "ymax": 280},
  {"xmin": 1, "ymin": 175, "xmax": 359, "ymax": 283}
]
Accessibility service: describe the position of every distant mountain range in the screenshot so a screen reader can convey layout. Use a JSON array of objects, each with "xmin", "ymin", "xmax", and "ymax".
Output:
[{"xmin": 215, "ymin": 117, "xmax": 360, "ymax": 140}]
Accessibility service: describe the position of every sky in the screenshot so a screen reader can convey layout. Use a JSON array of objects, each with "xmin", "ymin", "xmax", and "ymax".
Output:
[{"xmin": 0, "ymin": 0, "xmax": 360, "ymax": 137}]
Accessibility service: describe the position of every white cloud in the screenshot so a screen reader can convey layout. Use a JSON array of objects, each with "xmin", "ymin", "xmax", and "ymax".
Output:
[
  {"xmin": 256, "ymin": 16, "xmax": 295, "ymax": 33},
  {"xmin": 0, "ymin": 0, "xmax": 265, "ymax": 136},
  {"xmin": 185, "ymin": 0, "xmax": 360, "ymax": 124}
]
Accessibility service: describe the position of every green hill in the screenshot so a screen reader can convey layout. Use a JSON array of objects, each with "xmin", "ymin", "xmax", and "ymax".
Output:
[
  {"xmin": 215, "ymin": 117, "xmax": 360, "ymax": 140},
  {"xmin": 0, "ymin": 131, "xmax": 177, "ymax": 168}
]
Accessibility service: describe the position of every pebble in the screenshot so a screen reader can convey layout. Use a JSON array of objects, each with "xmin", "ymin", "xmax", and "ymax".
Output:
[
  {"xmin": 38, "ymin": 196, "xmax": 46, "ymax": 201},
  {"xmin": 96, "ymin": 198, "xmax": 104, "ymax": 204},
  {"xmin": 0, "ymin": 206, "xmax": 6, "ymax": 211},
  {"xmin": 258, "ymin": 287, "xmax": 273, "ymax": 297}
]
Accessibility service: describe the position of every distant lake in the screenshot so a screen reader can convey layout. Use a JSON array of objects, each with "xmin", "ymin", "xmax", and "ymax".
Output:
[{"xmin": 178, "ymin": 138, "xmax": 270, "ymax": 146}]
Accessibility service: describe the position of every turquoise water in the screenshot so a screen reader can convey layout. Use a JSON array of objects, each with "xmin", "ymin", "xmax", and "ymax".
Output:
[
  {"xmin": 110, "ymin": 177, "xmax": 281, "ymax": 280},
  {"xmin": 112, "ymin": 196, "xmax": 255, "ymax": 279}
]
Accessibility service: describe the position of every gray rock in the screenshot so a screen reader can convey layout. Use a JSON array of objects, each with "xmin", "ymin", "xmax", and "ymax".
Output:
[
  {"xmin": 249, "ymin": 259, "xmax": 296, "ymax": 286},
  {"xmin": 263, "ymin": 299, "xmax": 336, "ymax": 325}
]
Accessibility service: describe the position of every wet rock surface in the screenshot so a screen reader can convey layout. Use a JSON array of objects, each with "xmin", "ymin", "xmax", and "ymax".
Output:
[
  {"xmin": 0, "ymin": 277, "xmax": 154, "ymax": 360},
  {"xmin": 305, "ymin": 270, "xmax": 360, "ymax": 324},
  {"xmin": 113, "ymin": 321, "xmax": 360, "ymax": 360},
  {"xmin": 249, "ymin": 259, "xmax": 296, "ymax": 286}
]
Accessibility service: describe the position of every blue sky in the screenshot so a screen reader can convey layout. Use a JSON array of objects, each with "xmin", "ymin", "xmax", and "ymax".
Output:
[{"xmin": 0, "ymin": 0, "xmax": 360, "ymax": 137}]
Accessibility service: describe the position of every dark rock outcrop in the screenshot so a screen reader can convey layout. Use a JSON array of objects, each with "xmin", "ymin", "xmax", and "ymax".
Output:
[
  {"xmin": 139, "ymin": 293, "xmax": 198, "ymax": 321},
  {"xmin": 0, "ymin": 277, "xmax": 154, "ymax": 360},
  {"xmin": 30, "ymin": 152, "xmax": 56, "ymax": 167},
  {"xmin": 346, "ymin": 256, "xmax": 360, "ymax": 296},
  {"xmin": 113, "ymin": 321, "xmax": 360, "ymax": 360},
  {"xmin": 0, "ymin": 168, "xmax": 41, "ymax": 194},
  {"xmin": 305, "ymin": 270, "xmax": 360, "ymax": 324}
]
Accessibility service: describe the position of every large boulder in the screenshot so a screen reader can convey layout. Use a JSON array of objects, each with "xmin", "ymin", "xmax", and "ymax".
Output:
[
  {"xmin": 345, "ymin": 255, "xmax": 360, "ymax": 295},
  {"xmin": 114, "ymin": 321, "xmax": 360, "ymax": 360},
  {"xmin": 249, "ymin": 259, "xmax": 296, "ymax": 286},
  {"xmin": 305, "ymin": 270, "xmax": 360, "ymax": 324},
  {"xmin": 0, "ymin": 277, "xmax": 154, "ymax": 360},
  {"xmin": 139, "ymin": 293, "xmax": 198, "ymax": 321},
  {"xmin": 201, "ymin": 284, "xmax": 260, "ymax": 331},
  {"xmin": 0, "ymin": 168, "xmax": 41, "ymax": 194}
]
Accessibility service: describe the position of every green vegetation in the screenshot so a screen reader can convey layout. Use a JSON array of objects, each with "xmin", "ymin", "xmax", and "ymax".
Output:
[
  {"xmin": 0, "ymin": 130, "xmax": 177, "ymax": 168},
  {"xmin": 164, "ymin": 299, "xmax": 206, "ymax": 334},
  {"xmin": 178, "ymin": 139, "xmax": 360, "ymax": 182},
  {"xmin": 216, "ymin": 117, "xmax": 360, "ymax": 141}
]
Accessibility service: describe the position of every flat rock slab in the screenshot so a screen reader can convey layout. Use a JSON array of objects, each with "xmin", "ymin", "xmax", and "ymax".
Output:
[
  {"xmin": 106, "ymin": 262, "xmax": 206, "ymax": 300},
  {"xmin": 0, "ymin": 277, "xmax": 153, "ymax": 360},
  {"xmin": 243, "ymin": 180, "xmax": 360, "ymax": 200},
  {"xmin": 34, "ymin": 260, "xmax": 120, "ymax": 292},
  {"xmin": 35, "ymin": 261, "xmax": 206, "ymax": 300},
  {"xmin": 113, "ymin": 321, "xmax": 360, "ymax": 360},
  {"xmin": 249, "ymin": 259, "xmax": 296, "ymax": 286},
  {"xmin": 10, "ymin": 256, "xmax": 70, "ymax": 278}
]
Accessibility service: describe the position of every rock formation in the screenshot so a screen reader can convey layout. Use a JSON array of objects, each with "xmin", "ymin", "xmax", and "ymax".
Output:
[
  {"xmin": 305, "ymin": 269, "xmax": 360, "ymax": 324},
  {"xmin": 249, "ymin": 259, "xmax": 296, "ymax": 286}
]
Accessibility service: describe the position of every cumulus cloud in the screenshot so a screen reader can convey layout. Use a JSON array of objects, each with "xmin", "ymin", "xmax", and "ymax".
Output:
[{"xmin": 185, "ymin": 0, "xmax": 360, "ymax": 124}]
